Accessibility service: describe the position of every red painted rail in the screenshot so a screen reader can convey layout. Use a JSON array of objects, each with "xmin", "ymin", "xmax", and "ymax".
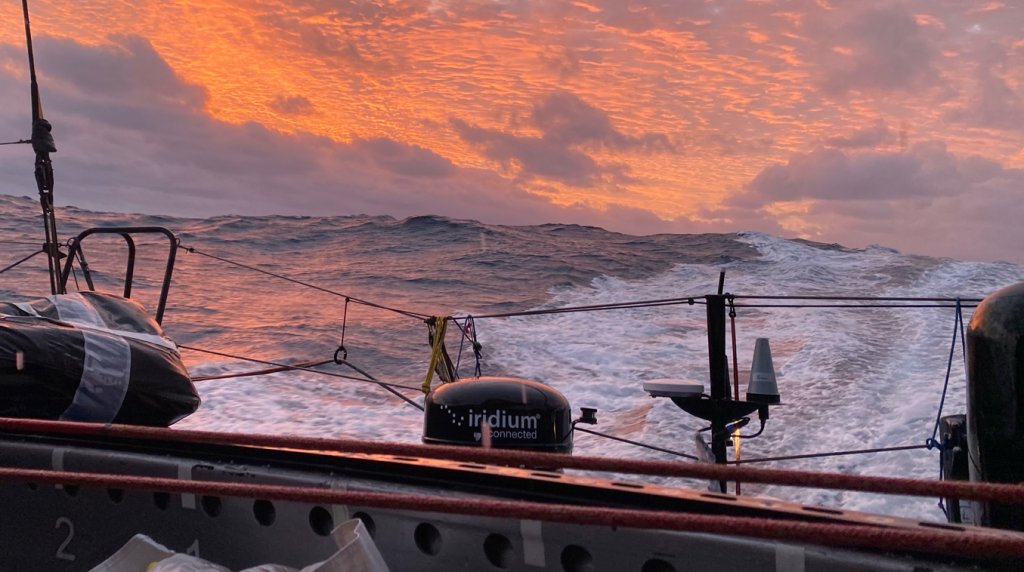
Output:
[{"xmin": 1, "ymin": 417, "xmax": 1022, "ymax": 504}]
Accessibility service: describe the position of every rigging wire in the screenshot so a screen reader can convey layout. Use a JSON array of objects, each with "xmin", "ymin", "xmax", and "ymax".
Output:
[
  {"xmin": 575, "ymin": 426, "xmax": 698, "ymax": 461},
  {"xmin": 174, "ymin": 244, "xmax": 988, "ymax": 321},
  {"xmin": 732, "ymin": 303, "xmax": 977, "ymax": 309},
  {"xmin": 728, "ymin": 444, "xmax": 928, "ymax": 465},
  {"xmin": 451, "ymin": 315, "xmax": 482, "ymax": 377},
  {"xmin": 332, "ymin": 357, "xmax": 424, "ymax": 411},
  {"xmin": 462, "ymin": 296, "xmax": 707, "ymax": 320},
  {"xmin": 180, "ymin": 245, "xmax": 430, "ymax": 320},
  {"xmin": 191, "ymin": 358, "xmax": 335, "ymax": 382},
  {"xmin": 0, "ymin": 240, "xmax": 47, "ymax": 247},
  {"xmin": 0, "ymin": 249, "xmax": 43, "ymax": 275},
  {"xmin": 179, "ymin": 344, "xmax": 424, "ymax": 395},
  {"xmin": 735, "ymin": 294, "xmax": 984, "ymax": 303},
  {"xmin": 926, "ymin": 299, "xmax": 967, "ymax": 451},
  {"xmin": 925, "ymin": 300, "xmax": 967, "ymax": 518}
]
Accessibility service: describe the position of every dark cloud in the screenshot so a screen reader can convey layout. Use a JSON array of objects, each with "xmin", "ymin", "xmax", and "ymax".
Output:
[
  {"xmin": 531, "ymin": 91, "xmax": 674, "ymax": 152},
  {"xmin": 270, "ymin": 95, "xmax": 315, "ymax": 115},
  {"xmin": 724, "ymin": 142, "xmax": 1024, "ymax": 262},
  {"xmin": 948, "ymin": 42, "xmax": 1024, "ymax": 131},
  {"xmin": 0, "ymin": 34, "xmax": 643, "ymax": 232},
  {"xmin": 817, "ymin": 5, "xmax": 942, "ymax": 96},
  {"xmin": 453, "ymin": 91, "xmax": 673, "ymax": 186},
  {"xmin": 733, "ymin": 142, "xmax": 978, "ymax": 207},
  {"xmin": 34, "ymin": 34, "xmax": 206, "ymax": 109},
  {"xmin": 256, "ymin": 10, "xmax": 398, "ymax": 75},
  {"xmin": 353, "ymin": 138, "xmax": 455, "ymax": 178},
  {"xmin": 538, "ymin": 47, "xmax": 582, "ymax": 80},
  {"xmin": 0, "ymin": 35, "xmax": 484, "ymax": 216},
  {"xmin": 452, "ymin": 118, "xmax": 603, "ymax": 186}
]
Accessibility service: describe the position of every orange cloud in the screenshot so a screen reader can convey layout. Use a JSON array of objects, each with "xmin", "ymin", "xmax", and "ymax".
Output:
[{"xmin": 1, "ymin": 0, "xmax": 1022, "ymax": 261}]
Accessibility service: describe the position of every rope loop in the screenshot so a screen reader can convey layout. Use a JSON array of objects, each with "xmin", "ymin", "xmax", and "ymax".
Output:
[
  {"xmin": 422, "ymin": 316, "xmax": 455, "ymax": 394},
  {"xmin": 333, "ymin": 345, "xmax": 347, "ymax": 364},
  {"xmin": 453, "ymin": 315, "xmax": 483, "ymax": 378},
  {"xmin": 924, "ymin": 437, "xmax": 944, "ymax": 451}
]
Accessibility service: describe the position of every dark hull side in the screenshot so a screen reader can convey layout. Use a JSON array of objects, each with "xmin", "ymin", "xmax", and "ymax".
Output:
[{"xmin": 0, "ymin": 430, "xmax": 1002, "ymax": 571}]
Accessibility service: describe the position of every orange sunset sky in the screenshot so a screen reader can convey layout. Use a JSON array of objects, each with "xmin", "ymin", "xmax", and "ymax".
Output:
[{"xmin": 0, "ymin": 1, "xmax": 1022, "ymax": 262}]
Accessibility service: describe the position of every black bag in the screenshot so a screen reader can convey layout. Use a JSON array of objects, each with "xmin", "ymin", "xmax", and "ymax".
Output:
[{"xmin": 0, "ymin": 291, "xmax": 199, "ymax": 426}]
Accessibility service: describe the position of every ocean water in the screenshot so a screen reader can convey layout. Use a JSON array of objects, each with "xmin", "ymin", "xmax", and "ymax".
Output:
[{"xmin": 3, "ymin": 193, "xmax": 1024, "ymax": 522}]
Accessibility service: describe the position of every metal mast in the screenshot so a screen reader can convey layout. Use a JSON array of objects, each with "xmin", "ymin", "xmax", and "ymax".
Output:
[{"xmin": 22, "ymin": 0, "xmax": 62, "ymax": 294}]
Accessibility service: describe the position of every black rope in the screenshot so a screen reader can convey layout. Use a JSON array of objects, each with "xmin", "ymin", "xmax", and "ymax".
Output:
[
  {"xmin": 332, "ymin": 358, "xmax": 424, "ymax": 411},
  {"xmin": 470, "ymin": 318, "xmax": 482, "ymax": 377},
  {"xmin": 727, "ymin": 444, "xmax": 928, "ymax": 465},
  {"xmin": 0, "ymin": 240, "xmax": 47, "ymax": 246},
  {"xmin": 191, "ymin": 345, "xmax": 422, "ymax": 411},
  {"xmin": 926, "ymin": 300, "xmax": 966, "ymax": 451},
  {"xmin": 0, "ymin": 249, "xmax": 43, "ymax": 274},
  {"xmin": 451, "ymin": 316, "xmax": 482, "ymax": 378},
  {"xmin": 575, "ymin": 426, "xmax": 698, "ymax": 461},
  {"xmin": 193, "ymin": 358, "xmax": 334, "ymax": 381},
  {"xmin": 926, "ymin": 302, "xmax": 965, "ymax": 517},
  {"xmin": 181, "ymin": 246, "xmax": 430, "ymax": 320},
  {"xmin": 179, "ymin": 344, "xmax": 423, "ymax": 394},
  {"xmin": 0, "ymin": 139, "xmax": 30, "ymax": 145}
]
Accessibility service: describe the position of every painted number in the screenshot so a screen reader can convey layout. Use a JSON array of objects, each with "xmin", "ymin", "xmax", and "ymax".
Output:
[
  {"xmin": 187, "ymin": 539, "xmax": 200, "ymax": 557},
  {"xmin": 55, "ymin": 517, "xmax": 76, "ymax": 561}
]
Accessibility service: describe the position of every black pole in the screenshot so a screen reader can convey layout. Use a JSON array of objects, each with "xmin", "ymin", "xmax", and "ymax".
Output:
[
  {"xmin": 22, "ymin": 0, "xmax": 61, "ymax": 294},
  {"xmin": 706, "ymin": 293, "xmax": 730, "ymax": 467}
]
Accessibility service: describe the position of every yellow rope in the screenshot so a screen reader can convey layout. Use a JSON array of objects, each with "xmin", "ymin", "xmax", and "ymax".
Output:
[{"xmin": 422, "ymin": 316, "xmax": 449, "ymax": 394}]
